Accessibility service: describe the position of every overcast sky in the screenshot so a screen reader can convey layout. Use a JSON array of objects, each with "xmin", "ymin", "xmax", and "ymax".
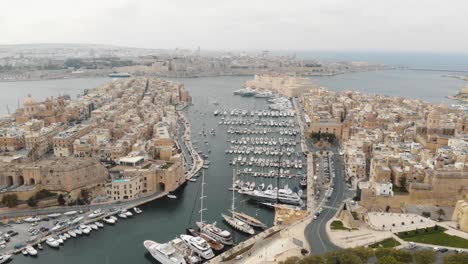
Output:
[{"xmin": 2, "ymin": 0, "xmax": 468, "ymax": 53}]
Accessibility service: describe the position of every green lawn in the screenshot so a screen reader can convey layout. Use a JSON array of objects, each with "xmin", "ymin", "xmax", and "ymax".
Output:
[
  {"xmin": 396, "ymin": 226, "xmax": 468, "ymax": 249},
  {"xmin": 369, "ymin": 237, "xmax": 401, "ymax": 248},
  {"xmin": 331, "ymin": 220, "xmax": 349, "ymax": 230}
]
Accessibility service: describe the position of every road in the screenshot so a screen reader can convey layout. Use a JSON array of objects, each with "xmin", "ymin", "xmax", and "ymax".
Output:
[{"xmin": 305, "ymin": 146, "xmax": 355, "ymax": 255}]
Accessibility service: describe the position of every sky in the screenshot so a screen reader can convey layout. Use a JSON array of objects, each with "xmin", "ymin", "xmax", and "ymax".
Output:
[{"xmin": 2, "ymin": 0, "xmax": 468, "ymax": 53}]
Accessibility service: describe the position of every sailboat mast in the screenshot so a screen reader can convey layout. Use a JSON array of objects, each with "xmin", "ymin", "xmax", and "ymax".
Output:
[
  {"xmin": 232, "ymin": 168, "xmax": 235, "ymax": 218},
  {"xmin": 200, "ymin": 169, "xmax": 206, "ymax": 223}
]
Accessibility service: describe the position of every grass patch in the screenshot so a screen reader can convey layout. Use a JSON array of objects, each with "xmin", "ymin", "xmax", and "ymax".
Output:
[
  {"xmin": 369, "ymin": 237, "xmax": 401, "ymax": 248},
  {"xmin": 396, "ymin": 226, "xmax": 468, "ymax": 249},
  {"xmin": 331, "ymin": 220, "xmax": 350, "ymax": 230}
]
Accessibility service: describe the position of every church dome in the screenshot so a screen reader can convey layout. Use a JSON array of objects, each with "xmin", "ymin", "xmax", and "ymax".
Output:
[{"xmin": 23, "ymin": 94, "xmax": 38, "ymax": 105}]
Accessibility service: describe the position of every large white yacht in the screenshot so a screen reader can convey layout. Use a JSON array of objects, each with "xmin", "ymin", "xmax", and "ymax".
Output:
[
  {"xmin": 180, "ymin": 235, "xmax": 214, "ymax": 260},
  {"xmin": 196, "ymin": 221, "xmax": 233, "ymax": 245},
  {"xmin": 242, "ymin": 185, "xmax": 303, "ymax": 206},
  {"xmin": 143, "ymin": 240, "xmax": 186, "ymax": 264}
]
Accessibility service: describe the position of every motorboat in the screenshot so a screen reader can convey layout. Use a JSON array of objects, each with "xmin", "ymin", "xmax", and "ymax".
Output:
[
  {"xmin": 118, "ymin": 213, "xmax": 127, "ymax": 219},
  {"xmin": 22, "ymin": 249, "xmax": 28, "ymax": 256},
  {"xmin": 133, "ymin": 207, "xmax": 143, "ymax": 214},
  {"xmin": 24, "ymin": 216, "xmax": 41, "ymax": 223},
  {"xmin": 180, "ymin": 235, "xmax": 214, "ymax": 260},
  {"xmin": 88, "ymin": 209, "xmax": 104, "ymax": 218},
  {"xmin": 187, "ymin": 228, "xmax": 224, "ymax": 251},
  {"xmin": 74, "ymin": 228, "xmax": 82, "ymax": 235},
  {"xmin": 68, "ymin": 230, "xmax": 77, "ymax": 237},
  {"xmin": 54, "ymin": 236, "xmax": 64, "ymax": 244},
  {"xmin": 0, "ymin": 254, "xmax": 11, "ymax": 263},
  {"xmin": 143, "ymin": 240, "xmax": 186, "ymax": 264},
  {"xmin": 37, "ymin": 243, "xmax": 43, "ymax": 250},
  {"xmin": 59, "ymin": 234, "xmax": 67, "ymax": 241},
  {"xmin": 95, "ymin": 221, "xmax": 104, "ymax": 228},
  {"xmin": 63, "ymin": 211, "xmax": 78, "ymax": 216},
  {"xmin": 46, "ymin": 237, "xmax": 59, "ymax": 248},
  {"xmin": 103, "ymin": 217, "xmax": 115, "ymax": 225},
  {"xmin": 79, "ymin": 225, "xmax": 91, "ymax": 235},
  {"xmin": 47, "ymin": 213, "xmax": 62, "ymax": 218},
  {"xmin": 122, "ymin": 209, "xmax": 133, "ymax": 217},
  {"xmin": 89, "ymin": 223, "xmax": 98, "ymax": 230},
  {"xmin": 110, "ymin": 216, "xmax": 118, "ymax": 222},
  {"xmin": 26, "ymin": 246, "xmax": 37, "ymax": 256},
  {"xmin": 64, "ymin": 233, "xmax": 71, "ymax": 239},
  {"xmin": 69, "ymin": 216, "xmax": 84, "ymax": 225},
  {"xmin": 167, "ymin": 194, "xmax": 177, "ymax": 199}
]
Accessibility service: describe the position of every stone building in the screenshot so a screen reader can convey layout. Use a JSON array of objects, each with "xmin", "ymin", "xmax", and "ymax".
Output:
[
  {"xmin": 53, "ymin": 124, "xmax": 92, "ymax": 157},
  {"xmin": 15, "ymin": 95, "xmax": 67, "ymax": 125},
  {"xmin": 452, "ymin": 195, "xmax": 468, "ymax": 232},
  {"xmin": 0, "ymin": 127, "xmax": 25, "ymax": 151}
]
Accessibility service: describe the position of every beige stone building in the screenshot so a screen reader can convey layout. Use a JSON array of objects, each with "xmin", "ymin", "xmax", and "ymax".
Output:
[
  {"xmin": 452, "ymin": 195, "xmax": 468, "ymax": 232},
  {"xmin": 53, "ymin": 124, "xmax": 93, "ymax": 157}
]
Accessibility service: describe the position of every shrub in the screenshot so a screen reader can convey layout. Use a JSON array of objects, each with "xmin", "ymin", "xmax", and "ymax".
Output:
[{"xmin": 1, "ymin": 194, "xmax": 18, "ymax": 208}]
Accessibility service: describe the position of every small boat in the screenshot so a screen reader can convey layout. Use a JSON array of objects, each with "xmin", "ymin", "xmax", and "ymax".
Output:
[
  {"xmin": 74, "ymin": 229, "xmax": 82, "ymax": 235},
  {"xmin": 89, "ymin": 224, "xmax": 98, "ymax": 230},
  {"xmin": 123, "ymin": 210, "xmax": 133, "ymax": 217},
  {"xmin": 59, "ymin": 234, "xmax": 67, "ymax": 241},
  {"xmin": 167, "ymin": 194, "xmax": 177, "ymax": 199},
  {"xmin": 46, "ymin": 237, "xmax": 59, "ymax": 248},
  {"xmin": 26, "ymin": 246, "xmax": 37, "ymax": 256},
  {"xmin": 103, "ymin": 217, "xmax": 115, "ymax": 225},
  {"xmin": 47, "ymin": 213, "xmax": 62, "ymax": 218},
  {"xmin": 88, "ymin": 209, "xmax": 104, "ymax": 218},
  {"xmin": 54, "ymin": 236, "xmax": 64, "ymax": 244},
  {"xmin": 0, "ymin": 254, "xmax": 11, "ymax": 263},
  {"xmin": 22, "ymin": 249, "xmax": 28, "ymax": 256},
  {"xmin": 64, "ymin": 233, "xmax": 71, "ymax": 239},
  {"xmin": 118, "ymin": 213, "xmax": 127, "ymax": 219},
  {"xmin": 37, "ymin": 243, "xmax": 43, "ymax": 250},
  {"xmin": 187, "ymin": 228, "xmax": 224, "ymax": 251},
  {"xmin": 110, "ymin": 216, "xmax": 118, "ymax": 222},
  {"xmin": 24, "ymin": 216, "xmax": 41, "ymax": 223},
  {"xmin": 188, "ymin": 178, "xmax": 197, "ymax": 182},
  {"xmin": 95, "ymin": 221, "xmax": 104, "ymax": 228},
  {"xmin": 79, "ymin": 225, "xmax": 91, "ymax": 235},
  {"xmin": 68, "ymin": 230, "xmax": 77, "ymax": 237},
  {"xmin": 63, "ymin": 211, "xmax": 78, "ymax": 216},
  {"xmin": 133, "ymin": 207, "xmax": 142, "ymax": 214}
]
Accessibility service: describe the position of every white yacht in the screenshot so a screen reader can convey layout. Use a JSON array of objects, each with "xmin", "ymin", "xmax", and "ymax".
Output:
[
  {"xmin": 196, "ymin": 222, "xmax": 233, "ymax": 245},
  {"xmin": 26, "ymin": 246, "xmax": 37, "ymax": 256},
  {"xmin": 0, "ymin": 254, "xmax": 11, "ymax": 263},
  {"xmin": 122, "ymin": 209, "xmax": 133, "ymax": 217},
  {"xmin": 133, "ymin": 207, "xmax": 143, "ymax": 214},
  {"xmin": 95, "ymin": 221, "xmax": 104, "ymax": 228},
  {"xmin": 68, "ymin": 230, "xmax": 77, "ymax": 238},
  {"xmin": 63, "ymin": 210, "xmax": 78, "ymax": 216},
  {"xmin": 242, "ymin": 186, "xmax": 303, "ymax": 206},
  {"xmin": 79, "ymin": 225, "xmax": 91, "ymax": 235},
  {"xmin": 54, "ymin": 236, "xmax": 64, "ymax": 244},
  {"xmin": 180, "ymin": 235, "xmax": 214, "ymax": 260},
  {"xmin": 24, "ymin": 216, "xmax": 41, "ymax": 223},
  {"xmin": 88, "ymin": 209, "xmax": 104, "ymax": 218},
  {"xmin": 89, "ymin": 223, "xmax": 98, "ymax": 230},
  {"xmin": 46, "ymin": 237, "xmax": 59, "ymax": 248},
  {"xmin": 118, "ymin": 212, "xmax": 127, "ymax": 219},
  {"xmin": 74, "ymin": 228, "xmax": 83, "ymax": 235},
  {"xmin": 103, "ymin": 217, "xmax": 116, "ymax": 225},
  {"xmin": 59, "ymin": 234, "xmax": 67, "ymax": 241},
  {"xmin": 143, "ymin": 240, "xmax": 186, "ymax": 264},
  {"xmin": 64, "ymin": 233, "xmax": 71, "ymax": 239}
]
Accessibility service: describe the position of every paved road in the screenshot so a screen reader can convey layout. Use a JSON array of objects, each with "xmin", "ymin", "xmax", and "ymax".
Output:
[{"xmin": 305, "ymin": 146, "xmax": 355, "ymax": 255}]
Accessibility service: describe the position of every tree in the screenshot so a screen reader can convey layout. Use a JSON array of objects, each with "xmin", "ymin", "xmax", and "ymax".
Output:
[
  {"xmin": 280, "ymin": 256, "xmax": 300, "ymax": 264},
  {"xmin": 298, "ymin": 255, "xmax": 325, "ymax": 264},
  {"xmin": 443, "ymin": 253, "xmax": 468, "ymax": 264},
  {"xmin": 422, "ymin": 211, "xmax": 431, "ymax": 218},
  {"xmin": 1, "ymin": 194, "xmax": 18, "ymax": 208},
  {"xmin": 27, "ymin": 197, "xmax": 38, "ymax": 207},
  {"xmin": 80, "ymin": 189, "xmax": 90, "ymax": 204},
  {"xmin": 413, "ymin": 250, "xmax": 436, "ymax": 264},
  {"xmin": 57, "ymin": 194, "xmax": 66, "ymax": 206},
  {"xmin": 376, "ymin": 256, "xmax": 402, "ymax": 264}
]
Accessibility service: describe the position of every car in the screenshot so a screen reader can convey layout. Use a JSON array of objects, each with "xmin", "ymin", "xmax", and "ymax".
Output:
[
  {"xmin": 6, "ymin": 230, "xmax": 18, "ymax": 237},
  {"xmin": 455, "ymin": 249, "xmax": 464, "ymax": 254},
  {"xmin": 313, "ymin": 215, "xmax": 318, "ymax": 220},
  {"xmin": 439, "ymin": 248, "xmax": 448, "ymax": 253}
]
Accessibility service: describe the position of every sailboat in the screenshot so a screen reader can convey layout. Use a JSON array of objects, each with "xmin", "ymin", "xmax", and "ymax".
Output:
[
  {"xmin": 221, "ymin": 169, "xmax": 255, "ymax": 235},
  {"xmin": 196, "ymin": 170, "xmax": 234, "ymax": 245},
  {"xmin": 229, "ymin": 210, "xmax": 267, "ymax": 229},
  {"xmin": 188, "ymin": 169, "xmax": 224, "ymax": 251}
]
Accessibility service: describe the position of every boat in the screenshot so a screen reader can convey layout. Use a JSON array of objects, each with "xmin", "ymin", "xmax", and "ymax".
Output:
[
  {"xmin": 59, "ymin": 234, "xmax": 67, "ymax": 241},
  {"xmin": 63, "ymin": 233, "xmax": 71, "ymax": 239},
  {"xmin": 46, "ymin": 237, "xmax": 59, "ymax": 248},
  {"xmin": 22, "ymin": 249, "xmax": 28, "ymax": 256},
  {"xmin": 54, "ymin": 236, "xmax": 64, "ymax": 244},
  {"xmin": 143, "ymin": 240, "xmax": 186, "ymax": 264},
  {"xmin": 63, "ymin": 211, "xmax": 78, "ymax": 216},
  {"xmin": 167, "ymin": 194, "xmax": 177, "ymax": 199},
  {"xmin": 109, "ymin": 72, "xmax": 131, "ymax": 78},
  {"xmin": 89, "ymin": 224, "xmax": 98, "ymax": 230},
  {"xmin": 95, "ymin": 221, "xmax": 104, "ymax": 228},
  {"xmin": 103, "ymin": 217, "xmax": 115, "ymax": 225},
  {"xmin": 229, "ymin": 210, "xmax": 267, "ymax": 229},
  {"xmin": 118, "ymin": 213, "xmax": 128, "ymax": 219},
  {"xmin": 188, "ymin": 178, "xmax": 197, "ymax": 182},
  {"xmin": 242, "ymin": 185, "xmax": 303, "ymax": 206},
  {"xmin": 74, "ymin": 228, "xmax": 82, "ymax": 235},
  {"xmin": 0, "ymin": 254, "xmax": 11, "ymax": 263},
  {"xmin": 180, "ymin": 235, "xmax": 214, "ymax": 260},
  {"xmin": 88, "ymin": 209, "xmax": 104, "ymax": 218},
  {"xmin": 222, "ymin": 169, "xmax": 255, "ymax": 235},
  {"xmin": 110, "ymin": 216, "xmax": 118, "ymax": 222},
  {"xmin": 122, "ymin": 209, "xmax": 133, "ymax": 217},
  {"xmin": 47, "ymin": 213, "xmax": 62, "ymax": 218},
  {"xmin": 133, "ymin": 207, "xmax": 143, "ymax": 214},
  {"xmin": 68, "ymin": 230, "xmax": 77, "ymax": 237},
  {"xmin": 79, "ymin": 225, "xmax": 91, "ymax": 235},
  {"xmin": 24, "ymin": 216, "xmax": 41, "ymax": 223},
  {"xmin": 186, "ymin": 228, "xmax": 224, "ymax": 251},
  {"xmin": 37, "ymin": 243, "xmax": 43, "ymax": 250},
  {"xmin": 26, "ymin": 246, "xmax": 37, "ymax": 256}
]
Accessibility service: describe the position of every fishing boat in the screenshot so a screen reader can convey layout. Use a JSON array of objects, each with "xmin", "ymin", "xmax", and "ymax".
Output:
[{"xmin": 46, "ymin": 237, "xmax": 59, "ymax": 248}]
